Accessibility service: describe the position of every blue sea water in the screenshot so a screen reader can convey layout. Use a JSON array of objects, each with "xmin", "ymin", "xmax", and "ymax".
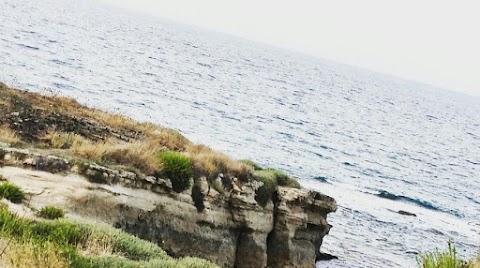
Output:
[{"xmin": 1, "ymin": 0, "xmax": 479, "ymax": 267}]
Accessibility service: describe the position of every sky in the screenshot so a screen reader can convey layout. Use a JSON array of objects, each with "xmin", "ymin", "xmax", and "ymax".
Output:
[{"xmin": 101, "ymin": 0, "xmax": 480, "ymax": 96}]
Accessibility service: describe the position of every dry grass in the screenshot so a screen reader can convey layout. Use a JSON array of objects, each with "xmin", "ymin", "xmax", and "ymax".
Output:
[
  {"xmin": 0, "ymin": 239, "xmax": 68, "ymax": 268},
  {"xmin": 40, "ymin": 129, "xmax": 161, "ymax": 174},
  {"xmin": 2, "ymin": 84, "xmax": 296, "ymax": 190},
  {"xmin": 41, "ymin": 131, "xmax": 84, "ymax": 149},
  {"xmin": 145, "ymin": 127, "xmax": 191, "ymax": 151},
  {"xmin": 0, "ymin": 125, "xmax": 19, "ymax": 145},
  {"xmin": 100, "ymin": 140, "xmax": 163, "ymax": 174},
  {"xmin": 70, "ymin": 137, "xmax": 162, "ymax": 175},
  {"xmin": 0, "ymin": 98, "xmax": 10, "ymax": 108},
  {"xmin": 40, "ymin": 127, "xmax": 253, "ymax": 180},
  {"xmin": 186, "ymin": 144, "xmax": 252, "ymax": 181},
  {"xmin": 474, "ymin": 255, "xmax": 480, "ymax": 268},
  {"xmin": 1, "ymin": 85, "xmax": 149, "ymax": 134},
  {"xmin": 69, "ymin": 137, "xmax": 114, "ymax": 161},
  {"xmin": 76, "ymin": 231, "xmax": 115, "ymax": 258}
]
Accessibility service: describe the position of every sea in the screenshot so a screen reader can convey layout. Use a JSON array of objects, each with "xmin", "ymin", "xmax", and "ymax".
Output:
[{"xmin": 0, "ymin": 0, "xmax": 479, "ymax": 267}]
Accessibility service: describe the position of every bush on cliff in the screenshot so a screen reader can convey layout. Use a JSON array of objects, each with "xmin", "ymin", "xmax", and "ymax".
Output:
[
  {"xmin": 37, "ymin": 205, "xmax": 65, "ymax": 219},
  {"xmin": 186, "ymin": 144, "xmax": 253, "ymax": 182},
  {"xmin": 0, "ymin": 182, "xmax": 25, "ymax": 203},
  {"xmin": 239, "ymin": 159, "xmax": 264, "ymax": 171},
  {"xmin": 156, "ymin": 151, "xmax": 193, "ymax": 193}
]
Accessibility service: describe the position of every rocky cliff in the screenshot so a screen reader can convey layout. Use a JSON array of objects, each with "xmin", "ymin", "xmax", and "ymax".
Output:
[
  {"xmin": 0, "ymin": 146, "xmax": 337, "ymax": 268},
  {"xmin": 0, "ymin": 84, "xmax": 337, "ymax": 267}
]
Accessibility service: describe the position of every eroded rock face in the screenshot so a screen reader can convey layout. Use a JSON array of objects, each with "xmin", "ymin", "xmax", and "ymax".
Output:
[
  {"xmin": 0, "ymin": 147, "xmax": 337, "ymax": 268},
  {"xmin": 267, "ymin": 187, "xmax": 337, "ymax": 268}
]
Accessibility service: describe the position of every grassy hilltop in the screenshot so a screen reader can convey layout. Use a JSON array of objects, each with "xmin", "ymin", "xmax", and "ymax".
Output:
[
  {"xmin": 0, "ymin": 82, "xmax": 299, "ymax": 204},
  {"xmin": 0, "ymin": 82, "xmax": 302, "ymax": 267}
]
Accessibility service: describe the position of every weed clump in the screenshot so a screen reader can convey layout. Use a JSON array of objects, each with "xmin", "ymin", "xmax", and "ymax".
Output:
[
  {"xmin": 0, "ymin": 124, "xmax": 20, "ymax": 145},
  {"xmin": 187, "ymin": 145, "xmax": 253, "ymax": 182},
  {"xmin": 417, "ymin": 240, "xmax": 474, "ymax": 268},
  {"xmin": 156, "ymin": 151, "xmax": 193, "ymax": 193},
  {"xmin": 37, "ymin": 206, "xmax": 65, "ymax": 220},
  {"xmin": 0, "ymin": 182, "xmax": 25, "ymax": 203},
  {"xmin": 239, "ymin": 159, "xmax": 264, "ymax": 171}
]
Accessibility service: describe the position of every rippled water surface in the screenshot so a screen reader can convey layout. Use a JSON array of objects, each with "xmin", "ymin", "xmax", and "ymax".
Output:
[{"xmin": 1, "ymin": 0, "xmax": 479, "ymax": 267}]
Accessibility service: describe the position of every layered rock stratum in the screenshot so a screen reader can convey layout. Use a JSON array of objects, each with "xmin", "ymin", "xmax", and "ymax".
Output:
[
  {"xmin": 0, "ymin": 147, "xmax": 336, "ymax": 267},
  {"xmin": 0, "ymin": 83, "xmax": 336, "ymax": 267}
]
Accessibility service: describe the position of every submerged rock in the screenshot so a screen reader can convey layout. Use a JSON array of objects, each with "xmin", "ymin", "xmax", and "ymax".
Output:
[{"xmin": 398, "ymin": 210, "xmax": 417, "ymax": 217}]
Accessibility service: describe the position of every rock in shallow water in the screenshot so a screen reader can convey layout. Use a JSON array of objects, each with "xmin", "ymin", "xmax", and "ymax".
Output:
[{"xmin": 398, "ymin": 210, "xmax": 417, "ymax": 217}]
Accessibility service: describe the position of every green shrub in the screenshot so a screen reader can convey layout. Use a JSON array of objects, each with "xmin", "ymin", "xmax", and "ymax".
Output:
[
  {"xmin": 254, "ymin": 169, "xmax": 299, "ymax": 188},
  {"xmin": 0, "ymin": 206, "xmax": 28, "ymax": 237},
  {"xmin": 254, "ymin": 179, "xmax": 277, "ymax": 207},
  {"xmin": 38, "ymin": 206, "xmax": 65, "ymax": 220},
  {"xmin": 100, "ymin": 226, "xmax": 168, "ymax": 261},
  {"xmin": 239, "ymin": 159, "xmax": 263, "ymax": 171},
  {"xmin": 30, "ymin": 220, "xmax": 88, "ymax": 246},
  {"xmin": 0, "ymin": 182, "xmax": 25, "ymax": 203},
  {"xmin": 156, "ymin": 151, "xmax": 192, "ymax": 193},
  {"xmin": 177, "ymin": 256, "xmax": 220, "ymax": 268},
  {"xmin": 417, "ymin": 241, "xmax": 472, "ymax": 268},
  {"xmin": 272, "ymin": 170, "xmax": 300, "ymax": 188}
]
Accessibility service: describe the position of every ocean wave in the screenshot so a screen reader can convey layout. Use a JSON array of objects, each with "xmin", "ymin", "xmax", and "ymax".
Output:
[{"xmin": 375, "ymin": 190, "xmax": 440, "ymax": 211}]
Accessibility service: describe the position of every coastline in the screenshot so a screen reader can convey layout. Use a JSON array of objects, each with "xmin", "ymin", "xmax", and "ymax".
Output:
[{"xmin": 0, "ymin": 82, "xmax": 337, "ymax": 267}]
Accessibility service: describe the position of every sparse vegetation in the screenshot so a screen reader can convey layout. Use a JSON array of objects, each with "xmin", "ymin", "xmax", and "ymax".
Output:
[
  {"xmin": 186, "ymin": 144, "xmax": 253, "ymax": 182},
  {"xmin": 239, "ymin": 159, "xmax": 264, "ymax": 171},
  {"xmin": 41, "ymin": 131, "xmax": 84, "ymax": 149},
  {"xmin": 0, "ymin": 239, "xmax": 68, "ymax": 268},
  {"xmin": 0, "ymin": 182, "xmax": 25, "ymax": 203},
  {"xmin": 0, "ymin": 83, "xmax": 301, "ymax": 207},
  {"xmin": 0, "ymin": 124, "xmax": 20, "ymax": 145},
  {"xmin": 253, "ymin": 169, "xmax": 300, "ymax": 207},
  {"xmin": 0, "ymin": 207, "xmax": 218, "ymax": 268},
  {"xmin": 417, "ymin": 241, "xmax": 479, "ymax": 268},
  {"xmin": 37, "ymin": 206, "xmax": 65, "ymax": 220}
]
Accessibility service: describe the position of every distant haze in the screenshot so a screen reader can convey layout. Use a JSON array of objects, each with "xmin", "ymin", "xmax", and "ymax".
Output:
[{"xmin": 101, "ymin": 0, "xmax": 480, "ymax": 96}]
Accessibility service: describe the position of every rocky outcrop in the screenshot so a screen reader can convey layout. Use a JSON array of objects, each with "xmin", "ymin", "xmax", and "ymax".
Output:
[
  {"xmin": 268, "ymin": 187, "xmax": 336, "ymax": 267},
  {"xmin": 0, "ymin": 146, "xmax": 337, "ymax": 268}
]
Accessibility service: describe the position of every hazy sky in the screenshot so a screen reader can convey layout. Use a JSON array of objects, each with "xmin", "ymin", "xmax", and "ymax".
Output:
[{"xmin": 102, "ymin": 0, "xmax": 480, "ymax": 96}]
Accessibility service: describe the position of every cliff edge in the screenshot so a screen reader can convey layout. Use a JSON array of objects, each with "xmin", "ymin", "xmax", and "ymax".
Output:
[{"xmin": 0, "ymin": 83, "xmax": 336, "ymax": 267}]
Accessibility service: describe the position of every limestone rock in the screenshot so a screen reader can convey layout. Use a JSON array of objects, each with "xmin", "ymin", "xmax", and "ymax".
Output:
[{"xmin": 0, "ymin": 147, "xmax": 337, "ymax": 268}]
